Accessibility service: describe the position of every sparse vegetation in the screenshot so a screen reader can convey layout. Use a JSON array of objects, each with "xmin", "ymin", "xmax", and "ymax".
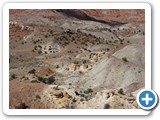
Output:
[
  {"xmin": 15, "ymin": 102, "xmax": 28, "ymax": 109},
  {"xmin": 11, "ymin": 74, "xmax": 16, "ymax": 79},
  {"xmin": 38, "ymin": 77, "xmax": 46, "ymax": 83},
  {"xmin": 104, "ymin": 103, "xmax": 110, "ymax": 109},
  {"xmin": 72, "ymin": 98, "xmax": 77, "ymax": 102},
  {"xmin": 9, "ymin": 10, "xmax": 144, "ymax": 109},
  {"xmin": 107, "ymin": 48, "xmax": 110, "ymax": 51},
  {"xmin": 118, "ymin": 88, "xmax": 125, "ymax": 95},
  {"xmin": 56, "ymin": 65, "xmax": 59, "ymax": 68},
  {"xmin": 83, "ymin": 59, "xmax": 89, "ymax": 64},
  {"xmin": 38, "ymin": 50, "xmax": 42, "ymax": 54},
  {"xmin": 122, "ymin": 57, "xmax": 128, "ymax": 62},
  {"xmin": 47, "ymin": 76, "xmax": 55, "ymax": 84},
  {"xmin": 84, "ymin": 88, "xmax": 93, "ymax": 94},
  {"xmin": 143, "ymin": 32, "xmax": 145, "ymax": 35},
  {"xmin": 37, "ymin": 76, "xmax": 55, "ymax": 84},
  {"xmin": 31, "ymin": 80, "xmax": 39, "ymax": 83},
  {"xmin": 28, "ymin": 69, "xmax": 36, "ymax": 74},
  {"xmin": 74, "ymin": 61, "xmax": 79, "ymax": 64},
  {"xmin": 36, "ymin": 95, "xmax": 41, "ymax": 99}
]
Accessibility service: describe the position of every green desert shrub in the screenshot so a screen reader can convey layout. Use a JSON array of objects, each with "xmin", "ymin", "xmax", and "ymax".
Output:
[
  {"xmin": 72, "ymin": 98, "xmax": 77, "ymax": 102},
  {"xmin": 38, "ymin": 77, "xmax": 46, "ymax": 83},
  {"xmin": 11, "ymin": 74, "xmax": 16, "ymax": 79},
  {"xmin": 47, "ymin": 76, "xmax": 55, "ymax": 84},
  {"xmin": 118, "ymin": 88, "xmax": 124, "ymax": 95},
  {"xmin": 104, "ymin": 103, "xmax": 110, "ymax": 109},
  {"xmin": 28, "ymin": 69, "xmax": 36, "ymax": 74},
  {"xmin": 38, "ymin": 76, "xmax": 55, "ymax": 84},
  {"xmin": 122, "ymin": 57, "xmax": 128, "ymax": 62},
  {"xmin": 84, "ymin": 88, "xmax": 93, "ymax": 94},
  {"xmin": 31, "ymin": 80, "xmax": 39, "ymax": 83},
  {"xmin": 15, "ymin": 102, "xmax": 28, "ymax": 109},
  {"xmin": 36, "ymin": 95, "xmax": 41, "ymax": 99}
]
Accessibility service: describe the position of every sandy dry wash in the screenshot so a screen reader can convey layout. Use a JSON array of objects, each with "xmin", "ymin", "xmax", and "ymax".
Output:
[{"xmin": 9, "ymin": 9, "xmax": 145, "ymax": 109}]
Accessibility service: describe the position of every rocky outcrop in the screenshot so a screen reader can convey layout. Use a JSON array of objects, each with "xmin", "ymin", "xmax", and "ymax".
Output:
[
  {"xmin": 36, "ymin": 68, "xmax": 54, "ymax": 77},
  {"xmin": 76, "ymin": 89, "xmax": 139, "ymax": 109}
]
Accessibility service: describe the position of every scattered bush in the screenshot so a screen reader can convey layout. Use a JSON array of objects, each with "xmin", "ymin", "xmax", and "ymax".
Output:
[
  {"xmin": 50, "ymin": 30, "xmax": 53, "ymax": 34},
  {"xmin": 15, "ymin": 102, "xmax": 28, "ymax": 109},
  {"xmin": 11, "ymin": 74, "xmax": 16, "ymax": 79},
  {"xmin": 38, "ymin": 76, "xmax": 55, "ymax": 84},
  {"xmin": 74, "ymin": 61, "xmax": 79, "ymax": 64},
  {"xmin": 104, "ymin": 103, "xmax": 110, "ymax": 109},
  {"xmin": 108, "ymin": 29, "xmax": 112, "ymax": 32},
  {"xmin": 108, "ymin": 40, "xmax": 112, "ymax": 43},
  {"xmin": 72, "ymin": 98, "xmax": 77, "ymax": 102},
  {"xmin": 31, "ymin": 80, "xmax": 39, "ymax": 83},
  {"xmin": 47, "ymin": 76, "xmax": 55, "ymax": 84},
  {"xmin": 38, "ymin": 50, "xmax": 42, "ymax": 54},
  {"xmin": 38, "ymin": 45, "xmax": 42, "ymax": 49},
  {"xmin": 80, "ymin": 98, "xmax": 84, "ymax": 102},
  {"xmin": 142, "ymin": 32, "xmax": 145, "ymax": 35},
  {"xmin": 64, "ymin": 41, "xmax": 70, "ymax": 45},
  {"xmin": 56, "ymin": 65, "xmax": 59, "ymax": 68},
  {"xmin": 118, "ymin": 88, "xmax": 124, "ymax": 95},
  {"xmin": 80, "ymin": 94, "xmax": 85, "ymax": 97},
  {"xmin": 34, "ymin": 46, "xmax": 37, "ymax": 50},
  {"xmin": 82, "ymin": 60, "xmax": 88, "ymax": 64},
  {"xmin": 33, "ymin": 41, "xmax": 37, "ymax": 44},
  {"xmin": 28, "ymin": 69, "xmax": 36, "ymax": 74},
  {"xmin": 36, "ymin": 95, "xmax": 41, "ymax": 99},
  {"xmin": 77, "ymin": 29, "xmax": 81, "ymax": 32},
  {"xmin": 106, "ymin": 48, "xmax": 110, "ymax": 51},
  {"xmin": 122, "ymin": 57, "xmax": 128, "ymax": 62},
  {"xmin": 38, "ymin": 77, "xmax": 46, "ymax": 83},
  {"xmin": 84, "ymin": 88, "xmax": 93, "ymax": 94},
  {"xmin": 81, "ymin": 41, "xmax": 85, "ymax": 45},
  {"xmin": 9, "ymin": 58, "xmax": 11, "ymax": 63}
]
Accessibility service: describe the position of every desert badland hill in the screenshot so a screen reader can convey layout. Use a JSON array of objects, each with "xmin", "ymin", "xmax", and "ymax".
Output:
[{"xmin": 9, "ymin": 9, "xmax": 145, "ymax": 109}]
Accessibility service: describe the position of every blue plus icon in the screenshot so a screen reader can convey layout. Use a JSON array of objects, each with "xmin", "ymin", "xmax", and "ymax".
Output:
[
  {"xmin": 137, "ymin": 89, "xmax": 158, "ymax": 110},
  {"xmin": 142, "ymin": 93, "xmax": 153, "ymax": 105}
]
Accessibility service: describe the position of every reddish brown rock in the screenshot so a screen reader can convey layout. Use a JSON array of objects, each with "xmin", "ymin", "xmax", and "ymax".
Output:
[
  {"xmin": 36, "ymin": 68, "xmax": 54, "ymax": 77},
  {"xmin": 10, "ymin": 9, "xmax": 144, "ymax": 25}
]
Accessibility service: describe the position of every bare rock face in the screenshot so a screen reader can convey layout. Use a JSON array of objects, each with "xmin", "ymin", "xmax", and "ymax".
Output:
[
  {"xmin": 40, "ymin": 86, "xmax": 70, "ymax": 109},
  {"xmin": 36, "ymin": 68, "xmax": 54, "ymax": 77},
  {"xmin": 76, "ymin": 89, "xmax": 139, "ymax": 109}
]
